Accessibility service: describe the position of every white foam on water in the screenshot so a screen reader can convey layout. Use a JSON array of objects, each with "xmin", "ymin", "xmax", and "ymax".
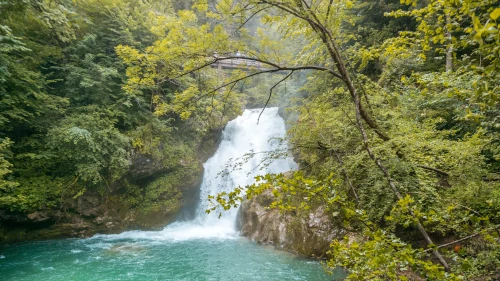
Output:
[
  {"xmin": 90, "ymin": 108, "xmax": 296, "ymax": 242},
  {"xmin": 91, "ymin": 222, "xmax": 237, "ymax": 242}
]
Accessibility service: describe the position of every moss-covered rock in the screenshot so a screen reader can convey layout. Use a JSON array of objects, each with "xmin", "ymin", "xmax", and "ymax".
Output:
[{"xmin": 0, "ymin": 189, "xmax": 181, "ymax": 243}]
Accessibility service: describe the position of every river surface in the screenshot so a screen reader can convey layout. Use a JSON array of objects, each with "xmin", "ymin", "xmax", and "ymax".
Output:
[{"xmin": 0, "ymin": 108, "xmax": 341, "ymax": 281}]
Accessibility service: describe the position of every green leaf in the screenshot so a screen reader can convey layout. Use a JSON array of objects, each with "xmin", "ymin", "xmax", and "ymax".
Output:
[{"xmin": 490, "ymin": 8, "xmax": 500, "ymax": 20}]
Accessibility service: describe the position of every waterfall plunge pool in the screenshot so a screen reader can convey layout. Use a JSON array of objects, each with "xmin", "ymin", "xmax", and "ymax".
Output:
[
  {"xmin": 0, "ymin": 233, "xmax": 336, "ymax": 280},
  {"xmin": 0, "ymin": 108, "xmax": 343, "ymax": 280}
]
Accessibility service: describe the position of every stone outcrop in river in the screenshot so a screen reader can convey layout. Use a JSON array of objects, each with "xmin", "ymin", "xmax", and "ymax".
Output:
[{"xmin": 238, "ymin": 189, "xmax": 345, "ymax": 258}]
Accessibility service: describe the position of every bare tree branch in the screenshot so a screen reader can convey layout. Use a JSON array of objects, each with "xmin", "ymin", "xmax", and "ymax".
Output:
[
  {"xmin": 424, "ymin": 225, "xmax": 500, "ymax": 252},
  {"xmin": 214, "ymin": 55, "xmax": 343, "ymax": 78},
  {"xmin": 229, "ymin": 5, "xmax": 271, "ymax": 37},
  {"xmin": 416, "ymin": 164, "xmax": 450, "ymax": 177},
  {"xmin": 172, "ymin": 55, "xmax": 342, "ymax": 80},
  {"xmin": 258, "ymin": 70, "xmax": 294, "ymax": 124}
]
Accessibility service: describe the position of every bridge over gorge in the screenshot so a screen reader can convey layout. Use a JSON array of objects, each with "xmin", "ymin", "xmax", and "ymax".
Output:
[{"xmin": 209, "ymin": 52, "xmax": 286, "ymax": 73}]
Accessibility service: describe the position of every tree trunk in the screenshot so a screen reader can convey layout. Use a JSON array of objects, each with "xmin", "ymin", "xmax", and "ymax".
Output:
[
  {"xmin": 445, "ymin": 13, "xmax": 453, "ymax": 72},
  {"xmin": 321, "ymin": 25, "xmax": 451, "ymax": 272}
]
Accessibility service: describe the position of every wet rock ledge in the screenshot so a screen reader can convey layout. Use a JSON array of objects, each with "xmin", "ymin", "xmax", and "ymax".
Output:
[{"xmin": 238, "ymin": 189, "xmax": 345, "ymax": 258}]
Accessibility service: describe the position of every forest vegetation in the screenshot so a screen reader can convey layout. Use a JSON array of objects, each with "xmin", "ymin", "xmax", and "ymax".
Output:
[
  {"xmin": 1, "ymin": 0, "xmax": 499, "ymax": 280},
  {"xmin": 0, "ymin": 0, "xmax": 246, "ymax": 221}
]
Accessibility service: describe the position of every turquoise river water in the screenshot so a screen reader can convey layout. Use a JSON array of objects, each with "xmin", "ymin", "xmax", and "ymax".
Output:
[{"xmin": 0, "ymin": 233, "xmax": 339, "ymax": 280}]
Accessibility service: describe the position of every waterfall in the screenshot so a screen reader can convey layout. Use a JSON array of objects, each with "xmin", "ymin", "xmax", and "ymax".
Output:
[
  {"xmin": 194, "ymin": 107, "xmax": 297, "ymax": 228},
  {"xmin": 93, "ymin": 108, "xmax": 297, "ymax": 241}
]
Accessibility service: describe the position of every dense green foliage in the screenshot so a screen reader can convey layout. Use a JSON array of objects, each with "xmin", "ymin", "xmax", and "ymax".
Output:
[
  {"xmin": 0, "ymin": 0, "xmax": 241, "ymax": 214},
  {"xmin": 1, "ymin": 0, "xmax": 499, "ymax": 280}
]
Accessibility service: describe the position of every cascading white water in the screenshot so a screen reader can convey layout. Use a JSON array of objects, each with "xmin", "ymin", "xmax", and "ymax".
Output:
[
  {"xmin": 93, "ymin": 107, "xmax": 296, "ymax": 241},
  {"xmin": 194, "ymin": 107, "xmax": 297, "ymax": 228}
]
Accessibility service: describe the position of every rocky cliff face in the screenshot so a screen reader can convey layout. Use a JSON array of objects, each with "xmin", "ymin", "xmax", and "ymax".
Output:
[
  {"xmin": 238, "ymin": 190, "xmax": 345, "ymax": 258},
  {"xmin": 0, "ymin": 192, "xmax": 181, "ymax": 242}
]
